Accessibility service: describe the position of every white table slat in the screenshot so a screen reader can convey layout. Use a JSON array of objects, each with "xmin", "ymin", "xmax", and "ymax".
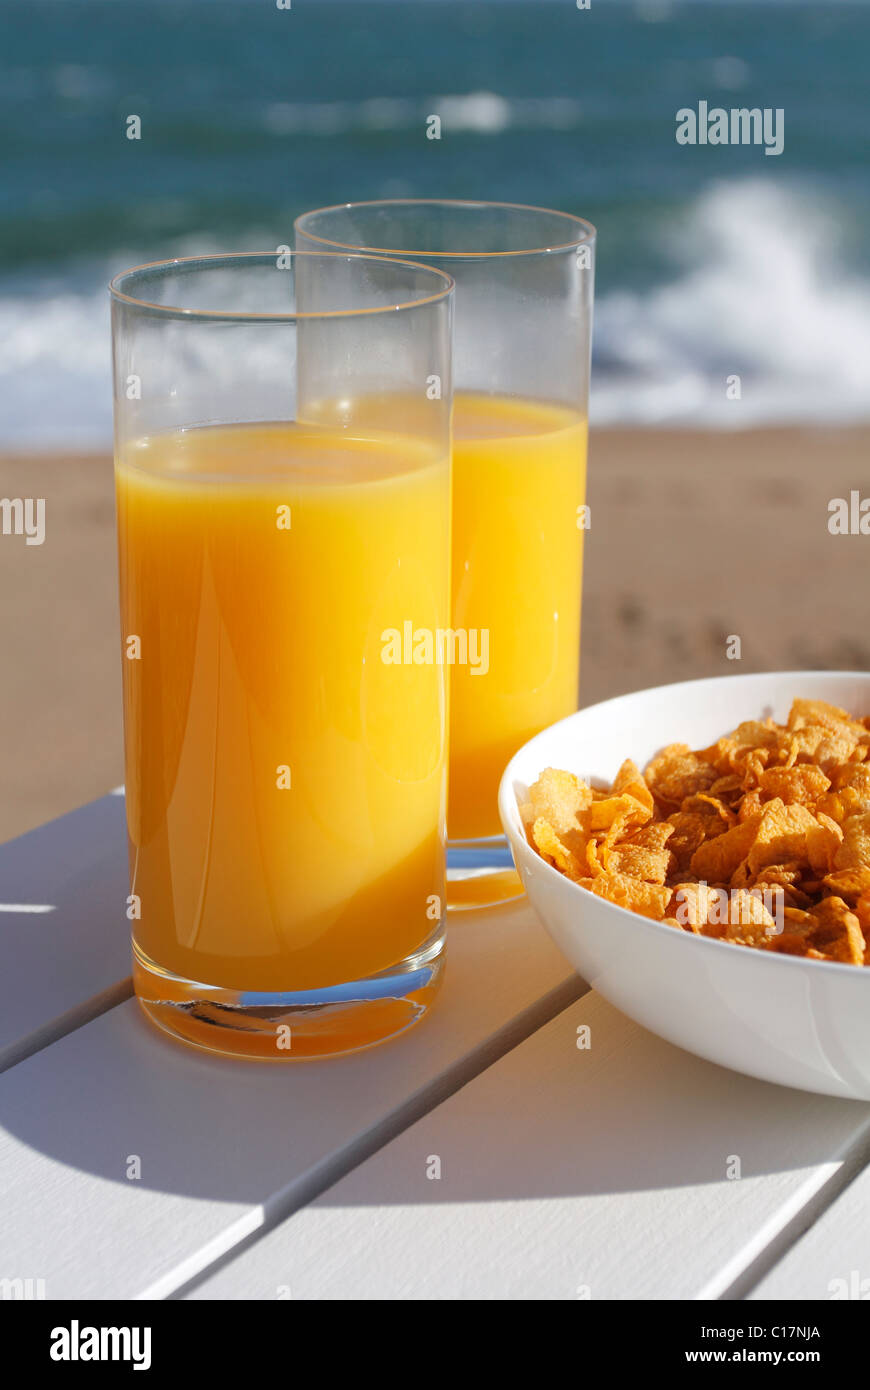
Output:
[
  {"xmin": 0, "ymin": 895, "xmax": 582, "ymax": 1299},
  {"xmin": 0, "ymin": 794, "xmax": 130, "ymax": 1071},
  {"xmin": 750, "ymin": 1163, "xmax": 870, "ymax": 1300},
  {"xmin": 190, "ymin": 994, "xmax": 870, "ymax": 1301}
]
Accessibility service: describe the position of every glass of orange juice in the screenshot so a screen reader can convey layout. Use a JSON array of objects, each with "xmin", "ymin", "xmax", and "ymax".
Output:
[
  {"xmin": 109, "ymin": 251, "xmax": 454, "ymax": 1059},
  {"xmin": 296, "ymin": 203, "xmax": 595, "ymax": 908}
]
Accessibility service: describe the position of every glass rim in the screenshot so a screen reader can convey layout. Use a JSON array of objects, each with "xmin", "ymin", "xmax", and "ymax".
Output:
[
  {"xmin": 295, "ymin": 198, "xmax": 597, "ymax": 260},
  {"xmin": 108, "ymin": 250, "xmax": 455, "ymax": 322}
]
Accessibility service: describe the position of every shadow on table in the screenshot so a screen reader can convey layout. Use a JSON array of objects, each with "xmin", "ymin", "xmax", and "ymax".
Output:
[{"xmin": 2, "ymin": 982, "xmax": 868, "ymax": 1214}]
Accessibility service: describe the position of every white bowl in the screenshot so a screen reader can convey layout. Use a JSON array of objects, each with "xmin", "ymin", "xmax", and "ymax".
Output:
[{"xmin": 499, "ymin": 671, "xmax": 870, "ymax": 1099}]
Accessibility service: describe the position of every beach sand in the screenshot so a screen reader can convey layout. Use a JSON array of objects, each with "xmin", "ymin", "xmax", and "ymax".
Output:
[{"xmin": 2, "ymin": 426, "xmax": 869, "ymax": 844}]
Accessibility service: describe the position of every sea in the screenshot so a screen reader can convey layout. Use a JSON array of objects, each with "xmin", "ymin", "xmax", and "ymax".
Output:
[{"xmin": 1, "ymin": 0, "xmax": 869, "ymax": 447}]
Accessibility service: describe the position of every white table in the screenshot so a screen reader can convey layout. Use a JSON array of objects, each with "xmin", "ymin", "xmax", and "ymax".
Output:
[{"xmin": 3, "ymin": 793, "xmax": 870, "ymax": 1302}]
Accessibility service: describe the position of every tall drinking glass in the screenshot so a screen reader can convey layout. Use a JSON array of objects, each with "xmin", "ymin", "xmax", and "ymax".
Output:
[
  {"xmin": 296, "ymin": 202, "xmax": 595, "ymax": 907},
  {"xmin": 109, "ymin": 252, "xmax": 454, "ymax": 1059}
]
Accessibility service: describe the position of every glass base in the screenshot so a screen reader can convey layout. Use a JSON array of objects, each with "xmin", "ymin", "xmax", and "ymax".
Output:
[
  {"xmin": 132, "ymin": 924, "xmax": 446, "ymax": 1062},
  {"xmin": 446, "ymin": 836, "xmax": 524, "ymax": 912}
]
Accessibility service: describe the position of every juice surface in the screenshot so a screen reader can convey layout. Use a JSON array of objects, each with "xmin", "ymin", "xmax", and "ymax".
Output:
[
  {"xmin": 116, "ymin": 422, "xmax": 449, "ymax": 993},
  {"xmin": 449, "ymin": 394, "xmax": 587, "ymax": 841}
]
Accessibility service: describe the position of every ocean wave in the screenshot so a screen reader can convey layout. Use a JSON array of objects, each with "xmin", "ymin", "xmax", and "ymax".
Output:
[
  {"xmin": 592, "ymin": 180, "xmax": 870, "ymax": 427},
  {"xmin": 1, "ymin": 181, "xmax": 869, "ymax": 447}
]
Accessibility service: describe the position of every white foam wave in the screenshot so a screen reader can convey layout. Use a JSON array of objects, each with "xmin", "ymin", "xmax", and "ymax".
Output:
[
  {"xmin": 592, "ymin": 179, "xmax": 870, "ymax": 427},
  {"xmin": 0, "ymin": 285, "xmax": 113, "ymax": 449},
  {"xmin": 1, "ymin": 181, "xmax": 869, "ymax": 447}
]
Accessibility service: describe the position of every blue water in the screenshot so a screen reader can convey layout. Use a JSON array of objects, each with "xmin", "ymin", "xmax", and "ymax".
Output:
[{"xmin": 1, "ymin": 0, "xmax": 869, "ymax": 443}]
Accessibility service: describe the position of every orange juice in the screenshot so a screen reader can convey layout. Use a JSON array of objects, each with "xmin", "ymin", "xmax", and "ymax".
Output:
[
  {"xmin": 116, "ymin": 421, "xmax": 450, "ymax": 994},
  {"xmin": 449, "ymin": 394, "xmax": 587, "ymax": 840}
]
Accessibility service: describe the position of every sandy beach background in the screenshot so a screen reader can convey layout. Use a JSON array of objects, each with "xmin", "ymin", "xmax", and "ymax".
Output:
[{"xmin": 3, "ymin": 425, "xmax": 868, "ymax": 846}]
